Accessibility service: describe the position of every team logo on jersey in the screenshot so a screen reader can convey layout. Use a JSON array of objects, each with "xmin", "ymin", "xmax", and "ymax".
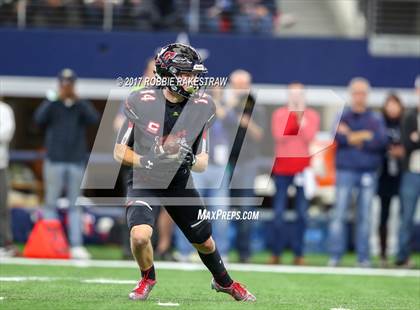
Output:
[{"xmin": 147, "ymin": 121, "xmax": 160, "ymax": 134}]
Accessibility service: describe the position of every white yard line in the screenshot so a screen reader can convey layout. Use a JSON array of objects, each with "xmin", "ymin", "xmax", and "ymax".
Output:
[
  {"xmin": 81, "ymin": 279, "xmax": 136, "ymax": 284},
  {"xmin": 157, "ymin": 302, "xmax": 180, "ymax": 307},
  {"xmin": 0, "ymin": 276, "xmax": 133, "ymax": 285},
  {"xmin": 1, "ymin": 257, "xmax": 419, "ymax": 278},
  {"xmin": 0, "ymin": 276, "xmax": 62, "ymax": 282},
  {"xmin": 0, "ymin": 273, "xmax": 195, "ymax": 310},
  {"xmin": 0, "ymin": 276, "xmax": 136, "ymax": 285}
]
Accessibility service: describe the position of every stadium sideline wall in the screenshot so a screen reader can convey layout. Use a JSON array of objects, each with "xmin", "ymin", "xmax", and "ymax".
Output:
[{"xmin": 0, "ymin": 29, "xmax": 418, "ymax": 88}]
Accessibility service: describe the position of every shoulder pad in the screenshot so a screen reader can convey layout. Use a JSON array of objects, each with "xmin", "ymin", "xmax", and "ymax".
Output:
[
  {"xmin": 124, "ymin": 91, "xmax": 141, "ymax": 120},
  {"xmin": 192, "ymin": 92, "xmax": 211, "ymax": 104},
  {"xmin": 124, "ymin": 88, "xmax": 161, "ymax": 120}
]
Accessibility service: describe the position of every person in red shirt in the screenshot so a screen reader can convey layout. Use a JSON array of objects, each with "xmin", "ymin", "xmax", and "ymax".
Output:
[{"xmin": 269, "ymin": 82, "xmax": 320, "ymax": 265}]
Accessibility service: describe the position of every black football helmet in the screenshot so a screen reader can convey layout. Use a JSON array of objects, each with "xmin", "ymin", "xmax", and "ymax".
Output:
[{"xmin": 154, "ymin": 43, "xmax": 207, "ymax": 98}]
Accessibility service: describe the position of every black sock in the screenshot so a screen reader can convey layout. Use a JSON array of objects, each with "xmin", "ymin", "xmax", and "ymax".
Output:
[
  {"xmin": 141, "ymin": 265, "xmax": 156, "ymax": 281},
  {"xmin": 198, "ymin": 248, "xmax": 233, "ymax": 287}
]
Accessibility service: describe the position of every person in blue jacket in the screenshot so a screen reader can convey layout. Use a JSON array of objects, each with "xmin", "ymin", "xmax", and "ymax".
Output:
[
  {"xmin": 328, "ymin": 77, "xmax": 387, "ymax": 267},
  {"xmin": 34, "ymin": 68, "xmax": 99, "ymax": 259}
]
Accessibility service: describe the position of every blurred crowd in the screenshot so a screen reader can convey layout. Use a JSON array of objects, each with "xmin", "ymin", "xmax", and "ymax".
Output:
[
  {"xmin": 0, "ymin": 0, "xmax": 279, "ymax": 34},
  {"xmin": 0, "ymin": 66, "xmax": 419, "ymax": 268}
]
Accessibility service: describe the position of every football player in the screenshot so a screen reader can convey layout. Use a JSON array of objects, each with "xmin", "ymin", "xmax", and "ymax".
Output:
[{"xmin": 113, "ymin": 43, "xmax": 256, "ymax": 302}]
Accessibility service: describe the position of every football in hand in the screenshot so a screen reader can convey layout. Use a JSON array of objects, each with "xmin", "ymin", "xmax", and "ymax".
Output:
[{"xmin": 159, "ymin": 134, "xmax": 181, "ymax": 158}]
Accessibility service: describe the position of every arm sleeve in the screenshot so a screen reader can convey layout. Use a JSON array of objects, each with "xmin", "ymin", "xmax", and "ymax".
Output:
[
  {"xmin": 362, "ymin": 114, "xmax": 388, "ymax": 151},
  {"xmin": 271, "ymin": 108, "xmax": 288, "ymax": 140},
  {"xmin": 194, "ymin": 106, "xmax": 213, "ymax": 155},
  {"xmin": 193, "ymin": 98, "xmax": 215, "ymax": 154},
  {"xmin": 197, "ymin": 100, "xmax": 217, "ymax": 153},
  {"xmin": 80, "ymin": 100, "xmax": 100, "ymax": 125},
  {"xmin": 335, "ymin": 133, "xmax": 349, "ymax": 147},
  {"xmin": 124, "ymin": 91, "xmax": 141, "ymax": 121},
  {"xmin": 115, "ymin": 117, "xmax": 135, "ymax": 147},
  {"xmin": 206, "ymin": 99, "xmax": 217, "ymax": 129},
  {"xmin": 34, "ymin": 100, "xmax": 53, "ymax": 127},
  {"xmin": 401, "ymin": 112, "xmax": 420, "ymax": 152},
  {"xmin": 195, "ymin": 127, "xmax": 210, "ymax": 155},
  {"xmin": 253, "ymin": 105, "xmax": 266, "ymax": 132},
  {"xmin": 0, "ymin": 105, "xmax": 15, "ymax": 143},
  {"xmin": 300, "ymin": 110, "xmax": 320, "ymax": 143},
  {"xmin": 333, "ymin": 113, "xmax": 349, "ymax": 147}
]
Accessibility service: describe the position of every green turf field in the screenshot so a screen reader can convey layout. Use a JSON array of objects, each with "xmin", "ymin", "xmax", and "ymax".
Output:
[
  {"xmin": 41, "ymin": 244, "xmax": 420, "ymax": 268},
  {"xmin": 1, "ymin": 263, "xmax": 419, "ymax": 310}
]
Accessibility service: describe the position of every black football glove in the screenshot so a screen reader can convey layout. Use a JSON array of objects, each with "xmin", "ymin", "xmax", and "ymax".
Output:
[
  {"xmin": 177, "ymin": 143, "xmax": 196, "ymax": 168},
  {"xmin": 139, "ymin": 138, "xmax": 176, "ymax": 170}
]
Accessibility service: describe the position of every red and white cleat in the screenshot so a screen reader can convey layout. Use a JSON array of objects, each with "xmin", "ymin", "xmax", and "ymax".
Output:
[
  {"xmin": 128, "ymin": 278, "xmax": 156, "ymax": 301},
  {"xmin": 211, "ymin": 279, "xmax": 256, "ymax": 302}
]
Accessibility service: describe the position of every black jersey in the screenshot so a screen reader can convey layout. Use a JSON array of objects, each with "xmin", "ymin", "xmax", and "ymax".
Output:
[{"xmin": 116, "ymin": 87, "xmax": 216, "ymax": 189}]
